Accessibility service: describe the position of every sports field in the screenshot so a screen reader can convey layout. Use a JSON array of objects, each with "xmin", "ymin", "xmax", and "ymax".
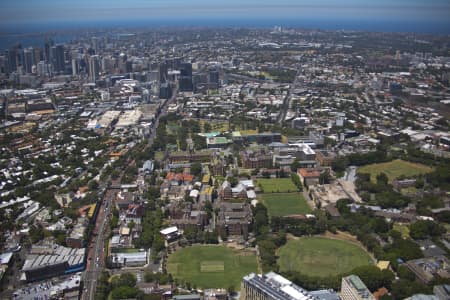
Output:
[
  {"xmin": 167, "ymin": 245, "xmax": 257, "ymax": 289},
  {"xmin": 357, "ymin": 159, "xmax": 433, "ymax": 183},
  {"xmin": 261, "ymin": 193, "xmax": 311, "ymax": 217},
  {"xmin": 278, "ymin": 237, "xmax": 373, "ymax": 277},
  {"xmin": 257, "ymin": 178, "xmax": 299, "ymax": 193}
]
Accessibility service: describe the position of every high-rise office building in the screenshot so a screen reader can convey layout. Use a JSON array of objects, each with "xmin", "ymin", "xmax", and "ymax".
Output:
[
  {"xmin": 33, "ymin": 48, "xmax": 43, "ymax": 66},
  {"xmin": 88, "ymin": 55, "xmax": 100, "ymax": 82},
  {"xmin": 51, "ymin": 45, "xmax": 65, "ymax": 73},
  {"xmin": 23, "ymin": 48, "xmax": 34, "ymax": 74},
  {"xmin": 240, "ymin": 272, "xmax": 338, "ymax": 300},
  {"xmin": 71, "ymin": 59, "xmax": 79, "ymax": 76},
  {"xmin": 340, "ymin": 275, "xmax": 375, "ymax": 300},
  {"xmin": 44, "ymin": 38, "xmax": 54, "ymax": 64},
  {"xmin": 6, "ymin": 49, "xmax": 17, "ymax": 73},
  {"xmin": 159, "ymin": 62, "xmax": 168, "ymax": 83},
  {"xmin": 159, "ymin": 83, "xmax": 172, "ymax": 99},
  {"xmin": 209, "ymin": 69, "xmax": 220, "ymax": 85},
  {"xmin": 179, "ymin": 62, "xmax": 193, "ymax": 92}
]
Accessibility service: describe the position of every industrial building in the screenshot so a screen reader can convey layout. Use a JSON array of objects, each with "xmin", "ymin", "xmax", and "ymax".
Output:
[
  {"xmin": 110, "ymin": 250, "xmax": 148, "ymax": 268},
  {"xmin": 21, "ymin": 242, "xmax": 85, "ymax": 282}
]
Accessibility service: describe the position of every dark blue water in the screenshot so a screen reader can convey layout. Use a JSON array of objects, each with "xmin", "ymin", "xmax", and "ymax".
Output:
[{"xmin": 1, "ymin": 17, "xmax": 449, "ymax": 49}]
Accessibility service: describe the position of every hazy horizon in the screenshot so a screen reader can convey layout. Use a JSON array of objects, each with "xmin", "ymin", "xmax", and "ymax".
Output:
[{"xmin": 1, "ymin": 0, "xmax": 450, "ymax": 34}]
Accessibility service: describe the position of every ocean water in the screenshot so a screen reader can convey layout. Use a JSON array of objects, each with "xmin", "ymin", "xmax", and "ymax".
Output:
[{"xmin": 1, "ymin": 17, "xmax": 449, "ymax": 49}]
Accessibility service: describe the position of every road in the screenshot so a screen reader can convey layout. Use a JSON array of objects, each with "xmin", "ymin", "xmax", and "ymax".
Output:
[
  {"xmin": 82, "ymin": 90, "xmax": 176, "ymax": 299},
  {"xmin": 82, "ymin": 188, "xmax": 113, "ymax": 300},
  {"xmin": 277, "ymin": 68, "xmax": 301, "ymax": 125}
]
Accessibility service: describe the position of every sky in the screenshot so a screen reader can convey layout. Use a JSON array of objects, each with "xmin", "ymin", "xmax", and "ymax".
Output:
[{"xmin": 1, "ymin": 0, "xmax": 450, "ymax": 32}]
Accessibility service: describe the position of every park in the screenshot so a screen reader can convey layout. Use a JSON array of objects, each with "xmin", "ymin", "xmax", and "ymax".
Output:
[
  {"xmin": 357, "ymin": 159, "xmax": 433, "ymax": 183},
  {"xmin": 278, "ymin": 237, "xmax": 373, "ymax": 277},
  {"xmin": 167, "ymin": 245, "xmax": 257, "ymax": 289}
]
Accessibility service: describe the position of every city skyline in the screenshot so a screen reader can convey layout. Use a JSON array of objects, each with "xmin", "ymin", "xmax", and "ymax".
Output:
[{"xmin": 1, "ymin": 0, "xmax": 450, "ymax": 34}]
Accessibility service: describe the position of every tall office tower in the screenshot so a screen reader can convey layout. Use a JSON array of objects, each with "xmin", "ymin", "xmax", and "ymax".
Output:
[
  {"xmin": 159, "ymin": 83, "xmax": 172, "ymax": 99},
  {"xmin": 91, "ymin": 37, "xmax": 99, "ymax": 52},
  {"xmin": 125, "ymin": 61, "xmax": 133, "ymax": 73},
  {"xmin": 71, "ymin": 59, "xmax": 79, "ymax": 76},
  {"xmin": 0, "ymin": 56, "xmax": 6, "ymax": 74},
  {"xmin": 180, "ymin": 62, "xmax": 192, "ymax": 77},
  {"xmin": 240, "ymin": 272, "xmax": 338, "ymax": 300},
  {"xmin": 192, "ymin": 73, "xmax": 208, "ymax": 92},
  {"xmin": 118, "ymin": 53, "xmax": 127, "ymax": 73},
  {"xmin": 33, "ymin": 48, "xmax": 43, "ymax": 66},
  {"xmin": 88, "ymin": 55, "xmax": 100, "ymax": 82},
  {"xmin": 179, "ymin": 62, "xmax": 193, "ymax": 92},
  {"xmin": 340, "ymin": 275, "xmax": 375, "ymax": 300},
  {"xmin": 6, "ymin": 49, "xmax": 17, "ymax": 73},
  {"xmin": 36, "ymin": 61, "xmax": 51, "ymax": 76},
  {"xmin": 159, "ymin": 62, "xmax": 168, "ymax": 83},
  {"xmin": 44, "ymin": 38, "xmax": 54, "ymax": 64},
  {"xmin": 101, "ymin": 56, "xmax": 115, "ymax": 74},
  {"xmin": 51, "ymin": 45, "xmax": 65, "ymax": 73},
  {"xmin": 23, "ymin": 48, "xmax": 34, "ymax": 74},
  {"xmin": 208, "ymin": 69, "xmax": 220, "ymax": 88}
]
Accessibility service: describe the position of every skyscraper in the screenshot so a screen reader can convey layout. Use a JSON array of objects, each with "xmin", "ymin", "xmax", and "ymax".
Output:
[
  {"xmin": 6, "ymin": 49, "xmax": 17, "ymax": 73},
  {"xmin": 208, "ymin": 69, "xmax": 220, "ymax": 88},
  {"xmin": 179, "ymin": 62, "xmax": 193, "ymax": 92},
  {"xmin": 23, "ymin": 48, "xmax": 34, "ymax": 74},
  {"xmin": 51, "ymin": 45, "xmax": 65, "ymax": 73},
  {"xmin": 159, "ymin": 62, "xmax": 168, "ymax": 83},
  {"xmin": 89, "ymin": 55, "xmax": 100, "ymax": 82},
  {"xmin": 44, "ymin": 38, "xmax": 54, "ymax": 64}
]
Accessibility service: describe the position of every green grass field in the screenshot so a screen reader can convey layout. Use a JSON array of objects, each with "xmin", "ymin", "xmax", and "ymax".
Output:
[
  {"xmin": 257, "ymin": 178, "xmax": 299, "ymax": 193},
  {"xmin": 278, "ymin": 237, "xmax": 373, "ymax": 277},
  {"xmin": 200, "ymin": 261, "xmax": 225, "ymax": 272},
  {"xmin": 261, "ymin": 193, "xmax": 312, "ymax": 217},
  {"xmin": 167, "ymin": 245, "xmax": 257, "ymax": 289},
  {"xmin": 357, "ymin": 159, "xmax": 433, "ymax": 183}
]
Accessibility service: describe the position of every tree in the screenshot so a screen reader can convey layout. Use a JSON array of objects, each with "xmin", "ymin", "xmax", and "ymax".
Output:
[
  {"xmin": 336, "ymin": 198, "xmax": 352, "ymax": 215},
  {"xmin": 95, "ymin": 271, "xmax": 111, "ymax": 300},
  {"xmin": 88, "ymin": 180, "xmax": 99, "ymax": 190},
  {"xmin": 397, "ymin": 265, "xmax": 416, "ymax": 281},
  {"xmin": 290, "ymin": 172, "xmax": 302, "ymax": 191},
  {"xmin": 128, "ymin": 220, "xmax": 136, "ymax": 232},
  {"xmin": 350, "ymin": 265, "xmax": 394, "ymax": 291},
  {"xmin": 111, "ymin": 272, "xmax": 136, "ymax": 288},
  {"xmin": 384, "ymin": 238, "xmax": 423, "ymax": 261},
  {"xmin": 371, "ymin": 218, "xmax": 390, "ymax": 234},
  {"xmin": 376, "ymin": 172, "xmax": 389, "ymax": 186},
  {"xmin": 409, "ymin": 220, "xmax": 445, "ymax": 240},
  {"xmin": 203, "ymin": 122, "xmax": 212, "ymax": 132},
  {"xmin": 151, "ymin": 234, "xmax": 165, "ymax": 258},
  {"xmin": 29, "ymin": 224, "xmax": 45, "ymax": 243},
  {"xmin": 319, "ymin": 169, "xmax": 331, "ymax": 184},
  {"xmin": 253, "ymin": 203, "xmax": 269, "ymax": 236},
  {"xmin": 191, "ymin": 162, "xmax": 202, "ymax": 177},
  {"xmin": 391, "ymin": 279, "xmax": 432, "ymax": 300},
  {"xmin": 111, "ymin": 286, "xmax": 140, "ymax": 300},
  {"xmin": 228, "ymin": 176, "xmax": 238, "ymax": 187}
]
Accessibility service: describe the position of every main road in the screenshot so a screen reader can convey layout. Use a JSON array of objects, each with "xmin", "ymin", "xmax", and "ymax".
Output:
[
  {"xmin": 82, "ymin": 90, "xmax": 177, "ymax": 299},
  {"xmin": 277, "ymin": 68, "xmax": 301, "ymax": 125}
]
